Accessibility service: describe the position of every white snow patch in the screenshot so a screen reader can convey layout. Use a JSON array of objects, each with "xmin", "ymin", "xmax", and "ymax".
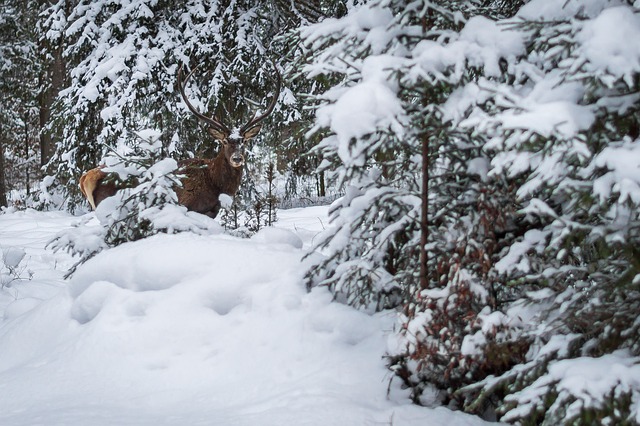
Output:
[
  {"xmin": 2, "ymin": 247, "xmax": 26, "ymax": 269},
  {"xmin": 577, "ymin": 6, "xmax": 640, "ymax": 86},
  {"xmin": 219, "ymin": 193, "xmax": 234, "ymax": 209},
  {"xmin": 518, "ymin": 0, "xmax": 627, "ymax": 20},
  {"xmin": 252, "ymin": 227, "xmax": 303, "ymax": 249}
]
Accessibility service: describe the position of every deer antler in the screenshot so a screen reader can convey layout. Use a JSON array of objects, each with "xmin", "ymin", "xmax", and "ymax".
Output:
[
  {"xmin": 239, "ymin": 59, "xmax": 282, "ymax": 135},
  {"xmin": 178, "ymin": 64, "xmax": 231, "ymax": 135}
]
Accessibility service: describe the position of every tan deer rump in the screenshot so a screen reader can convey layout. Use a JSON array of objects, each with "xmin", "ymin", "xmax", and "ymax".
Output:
[{"xmin": 79, "ymin": 167, "xmax": 108, "ymax": 210}]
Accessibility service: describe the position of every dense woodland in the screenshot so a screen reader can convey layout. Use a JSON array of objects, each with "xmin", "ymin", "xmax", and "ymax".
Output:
[{"xmin": 2, "ymin": 0, "xmax": 640, "ymax": 424}]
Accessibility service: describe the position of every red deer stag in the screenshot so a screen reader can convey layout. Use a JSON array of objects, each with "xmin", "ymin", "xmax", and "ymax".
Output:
[{"xmin": 79, "ymin": 62, "xmax": 281, "ymax": 219}]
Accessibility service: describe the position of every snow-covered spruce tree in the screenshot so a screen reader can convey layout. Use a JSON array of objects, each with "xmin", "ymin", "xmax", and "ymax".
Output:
[
  {"xmin": 300, "ymin": 0, "xmax": 531, "ymax": 396},
  {"xmin": 97, "ymin": 132, "xmax": 185, "ymax": 246},
  {"xmin": 218, "ymin": 192, "xmax": 245, "ymax": 234},
  {"xmin": 300, "ymin": 2, "xmax": 417, "ymax": 310},
  {"xmin": 378, "ymin": 1, "xmax": 537, "ymax": 410},
  {"xmin": 41, "ymin": 0, "xmax": 287, "ymax": 212},
  {"xmin": 245, "ymin": 151, "xmax": 280, "ymax": 230},
  {"xmin": 306, "ymin": 0, "xmax": 640, "ymax": 422},
  {"xmin": 218, "ymin": 171, "xmax": 262, "ymax": 236},
  {"xmin": 441, "ymin": 2, "xmax": 640, "ymax": 424},
  {"xmin": 354, "ymin": 1, "xmax": 640, "ymax": 422}
]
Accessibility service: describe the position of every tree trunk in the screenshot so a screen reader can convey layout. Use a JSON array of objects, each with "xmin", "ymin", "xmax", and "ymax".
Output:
[
  {"xmin": 419, "ymin": 0, "xmax": 434, "ymax": 292},
  {"xmin": 39, "ymin": 41, "xmax": 66, "ymax": 172},
  {"xmin": 317, "ymin": 170, "xmax": 326, "ymax": 198},
  {"xmin": 24, "ymin": 111, "xmax": 31, "ymax": 196},
  {"xmin": 0, "ymin": 127, "xmax": 7, "ymax": 208},
  {"xmin": 420, "ymin": 135, "xmax": 429, "ymax": 290}
]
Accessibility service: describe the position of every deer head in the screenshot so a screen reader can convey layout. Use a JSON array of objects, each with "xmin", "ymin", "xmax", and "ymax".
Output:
[{"xmin": 177, "ymin": 60, "xmax": 281, "ymax": 167}]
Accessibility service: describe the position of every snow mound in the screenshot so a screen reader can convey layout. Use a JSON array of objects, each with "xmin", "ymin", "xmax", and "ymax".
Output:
[{"xmin": 251, "ymin": 227, "xmax": 303, "ymax": 249}]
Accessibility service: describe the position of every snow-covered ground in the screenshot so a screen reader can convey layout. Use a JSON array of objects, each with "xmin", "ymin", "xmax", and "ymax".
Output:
[{"xmin": 0, "ymin": 206, "xmax": 491, "ymax": 426}]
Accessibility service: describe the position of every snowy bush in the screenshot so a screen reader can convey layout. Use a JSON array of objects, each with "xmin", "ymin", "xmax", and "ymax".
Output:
[
  {"xmin": 1, "ymin": 246, "xmax": 30, "ymax": 288},
  {"xmin": 33, "ymin": 175, "xmax": 68, "ymax": 211},
  {"xmin": 220, "ymin": 158, "xmax": 281, "ymax": 236}
]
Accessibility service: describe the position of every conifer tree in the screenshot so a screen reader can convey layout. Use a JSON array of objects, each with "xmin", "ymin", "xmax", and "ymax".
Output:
[
  {"xmin": 0, "ymin": 0, "xmax": 48, "ymax": 205},
  {"xmin": 300, "ymin": 0, "xmax": 640, "ymax": 422},
  {"xmin": 451, "ymin": 3, "xmax": 640, "ymax": 422}
]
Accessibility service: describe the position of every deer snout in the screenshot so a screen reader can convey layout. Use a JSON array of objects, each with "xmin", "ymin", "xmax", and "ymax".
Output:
[{"xmin": 230, "ymin": 154, "xmax": 245, "ymax": 167}]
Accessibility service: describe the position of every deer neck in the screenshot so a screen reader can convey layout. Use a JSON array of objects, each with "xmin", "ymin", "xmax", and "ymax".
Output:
[{"xmin": 210, "ymin": 151, "xmax": 243, "ymax": 194}]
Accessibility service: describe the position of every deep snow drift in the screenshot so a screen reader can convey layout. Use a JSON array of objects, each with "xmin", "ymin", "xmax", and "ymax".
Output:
[{"xmin": 0, "ymin": 206, "xmax": 491, "ymax": 425}]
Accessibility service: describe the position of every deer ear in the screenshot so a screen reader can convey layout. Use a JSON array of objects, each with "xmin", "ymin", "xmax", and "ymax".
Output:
[
  {"xmin": 243, "ymin": 125, "xmax": 262, "ymax": 140},
  {"xmin": 207, "ymin": 127, "xmax": 228, "ymax": 141}
]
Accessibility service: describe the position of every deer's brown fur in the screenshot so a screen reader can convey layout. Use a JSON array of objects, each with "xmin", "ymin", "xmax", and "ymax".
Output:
[
  {"xmin": 80, "ymin": 152, "xmax": 243, "ymax": 218},
  {"xmin": 175, "ymin": 153, "xmax": 243, "ymax": 218}
]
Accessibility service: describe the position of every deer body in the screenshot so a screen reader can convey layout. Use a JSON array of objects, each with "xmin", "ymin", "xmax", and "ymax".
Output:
[
  {"xmin": 80, "ymin": 152, "xmax": 243, "ymax": 218},
  {"xmin": 175, "ymin": 154, "xmax": 243, "ymax": 218},
  {"xmin": 79, "ymin": 61, "xmax": 280, "ymax": 219}
]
